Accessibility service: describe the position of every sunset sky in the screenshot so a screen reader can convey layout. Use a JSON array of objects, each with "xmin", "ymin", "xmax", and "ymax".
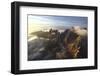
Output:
[{"xmin": 28, "ymin": 15, "xmax": 88, "ymax": 35}]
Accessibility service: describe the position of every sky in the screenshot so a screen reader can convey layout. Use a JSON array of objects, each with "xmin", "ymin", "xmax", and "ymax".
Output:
[{"xmin": 28, "ymin": 15, "xmax": 88, "ymax": 34}]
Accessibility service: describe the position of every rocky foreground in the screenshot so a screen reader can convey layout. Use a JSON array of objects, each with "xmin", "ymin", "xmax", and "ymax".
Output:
[{"xmin": 28, "ymin": 26, "xmax": 88, "ymax": 61}]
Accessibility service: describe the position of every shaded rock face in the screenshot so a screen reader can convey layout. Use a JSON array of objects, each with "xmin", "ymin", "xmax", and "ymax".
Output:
[
  {"xmin": 61, "ymin": 27, "xmax": 88, "ymax": 58},
  {"xmin": 28, "ymin": 26, "xmax": 88, "ymax": 61},
  {"xmin": 78, "ymin": 36, "xmax": 88, "ymax": 58}
]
